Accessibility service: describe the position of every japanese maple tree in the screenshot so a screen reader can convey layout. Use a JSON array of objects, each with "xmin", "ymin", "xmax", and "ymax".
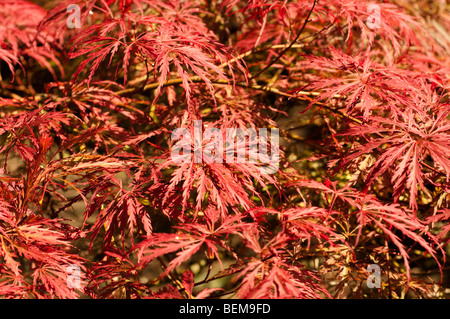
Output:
[{"xmin": 0, "ymin": 0, "xmax": 448, "ymax": 299}]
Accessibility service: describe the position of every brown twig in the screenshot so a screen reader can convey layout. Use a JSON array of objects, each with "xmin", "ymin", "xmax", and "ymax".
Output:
[{"xmin": 249, "ymin": 0, "xmax": 318, "ymax": 81}]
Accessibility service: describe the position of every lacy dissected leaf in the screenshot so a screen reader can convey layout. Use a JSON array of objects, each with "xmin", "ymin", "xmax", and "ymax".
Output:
[
  {"xmin": 249, "ymin": 206, "xmax": 339, "ymax": 250},
  {"xmin": 426, "ymin": 209, "xmax": 450, "ymax": 246},
  {"xmin": 154, "ymin": 118, "xmax": 281, "ymax": 219},
  {"xmin": 88, "ymin": 183, "xmax": 153, "ymax": 248},
  {"xmin": 0, "ymin": 202, "xmax": 86, "ymax": 298},
  {"xmin": 293, "ymin": 179, "xmax": 444, "ymax": 281},
  {"xmin": 62, "ymin": 2, "xmax": 244, "ymax": 105},
  {"xmin": 235, "ymin": 256, "xmax": 330, "ymax": 299},
  {"xmin": 313, "ymin": 0, "xmax": 425, "ymax": 56},
  {"xmin": 85, "ymin": 249, "xmax": 147, "ymax": 299},
  {"xmin": 338, "ymin": 107, "xmax": 450, "ymax": 211},
  {"xmin": 0, "ymin": 0, "xmax": 63, "ymax": 78},
  {"xmin": 135, "ymin": 207, "xmax": 255, "ymax": 276}
]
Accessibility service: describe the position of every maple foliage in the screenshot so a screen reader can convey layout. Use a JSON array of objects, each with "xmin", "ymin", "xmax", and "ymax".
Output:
[{"xmin": 0, "ymin": 0, "xmax": 449, "ymax": 299}]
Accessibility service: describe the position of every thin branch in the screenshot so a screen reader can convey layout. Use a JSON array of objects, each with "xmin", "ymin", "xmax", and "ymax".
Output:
[
  {"xmin": 157, "ymin": 256, "xmax": 188, "ymax": 298},
  {"xmin": 120, "ymin": 43, "xmax": 307, "ymax": 95},
  {"xmin": 249, "ymin": 0, "xmax": 318, "ymax": 81}
]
